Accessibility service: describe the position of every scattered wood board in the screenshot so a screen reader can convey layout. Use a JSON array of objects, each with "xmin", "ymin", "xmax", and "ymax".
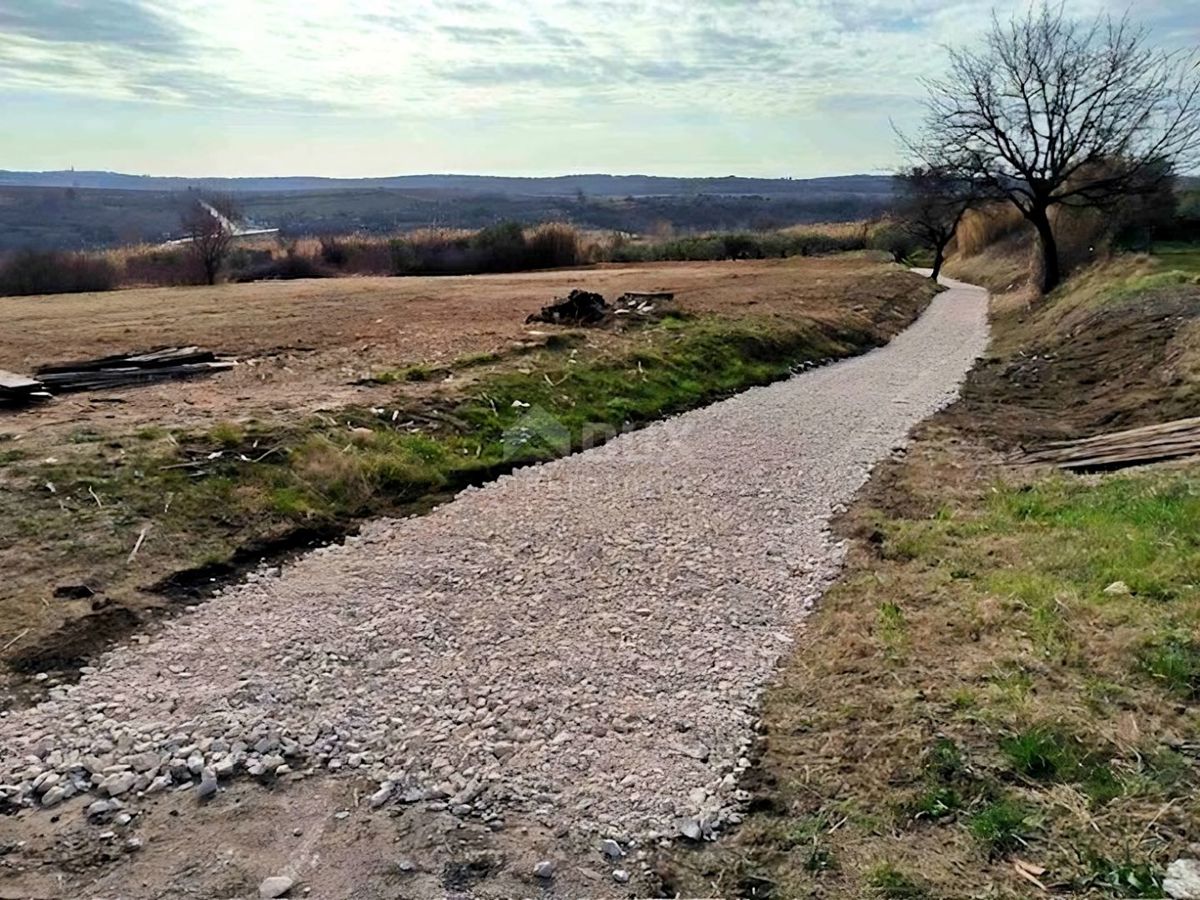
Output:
[
  {"xmin": 33, "ymin": 347, "xmax": 234, "ymax": 394},
  {"xmin": 0, "ymin": 369, "xmax": 50, "ymax": 407},
  {"xmin": 1023, "ymin": 416, "xmax": 1200, "ymax": 472}
]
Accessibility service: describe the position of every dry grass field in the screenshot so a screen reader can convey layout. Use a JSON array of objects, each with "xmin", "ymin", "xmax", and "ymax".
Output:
[{"xmin": 3, "ymin": 256, "xmax": 894, "ymax": 443}]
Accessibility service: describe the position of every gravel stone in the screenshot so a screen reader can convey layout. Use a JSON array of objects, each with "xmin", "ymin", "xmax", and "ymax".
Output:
[
  {"xmin": 0, "ymin": 282, "xmax": 988, "ymax": 841},
  {"xmin": 258, "ymin": 875, "xmax": 294, "ymax": 898}
]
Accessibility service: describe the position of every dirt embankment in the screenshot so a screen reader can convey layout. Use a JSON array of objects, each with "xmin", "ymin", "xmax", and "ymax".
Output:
[{"xmin": 659, "ymin": 255, "xmax": 1200, "ymax": 898}]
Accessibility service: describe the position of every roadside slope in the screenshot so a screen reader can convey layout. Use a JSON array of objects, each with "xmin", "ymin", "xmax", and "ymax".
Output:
[{"xmin": 661, "ymin": 256, "xmax": 1200, "ymax": 899}]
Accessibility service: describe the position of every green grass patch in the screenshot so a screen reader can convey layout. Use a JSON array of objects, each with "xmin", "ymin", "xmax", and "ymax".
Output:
[
  {"xmin": 968, "ymin": 797, "xmax": 1033, "ymax": 856},
  {"xmin": 1138, "ymin": 630, "xmax": 1200, "ymax": 698},
  {"xmin": 1081, "ymin": 856, "xmax": 1165, "ymax": 897},
  {"xmin": 866, "ymin": 863, "xmax": 929, "ymax": 899},
  {"xmin": 1000, "ymin": 726, "xmax": 1121, "ymax": 803},
  {"xmin": 989, "ymin": 475, "xmax": 1200, "ymax": 603}
]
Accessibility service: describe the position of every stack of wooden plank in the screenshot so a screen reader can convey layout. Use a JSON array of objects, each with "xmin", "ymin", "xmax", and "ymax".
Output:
[
  {"xmin": 34, "ymin": 347, "xmax": 234, "ymax": 393},
  {"xmin": 0, "ymin": 369, "xmax": 50, "ymax": 407},
  {"xmin": 1024, "ymin": 417, "xmax": 1200, "ymax": 472}
]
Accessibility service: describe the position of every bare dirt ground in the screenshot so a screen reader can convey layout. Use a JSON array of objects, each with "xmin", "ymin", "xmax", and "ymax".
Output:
[{"xmin": 0, "ymin": 257, "xmax": 894, "ymax": 446}]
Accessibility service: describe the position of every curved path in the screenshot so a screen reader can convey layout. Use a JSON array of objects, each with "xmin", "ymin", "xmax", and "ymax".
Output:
[{"xmin": 0, "ymin": 276, "xmax": 989, "ymax": 866}]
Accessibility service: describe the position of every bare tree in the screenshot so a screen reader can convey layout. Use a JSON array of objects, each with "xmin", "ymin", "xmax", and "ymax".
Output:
[
  {"xmin": 909, "ymin": 3, "xmax": 1200, "ymax": 293},
  {"xmin": 180, "ymin": 194, "xmax": 240, "ymax": 285},
  {"xmin": 895, "ymin": 166, "xmax": 979, "ymax": 282}
]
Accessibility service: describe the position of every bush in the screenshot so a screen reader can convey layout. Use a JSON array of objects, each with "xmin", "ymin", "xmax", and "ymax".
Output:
[
  {"xmin": 867, "ymin": 222, "xmax": 921, "ymax": 262},
  {"xmin": 526, "ymin": 222, "xmax": 585, "ymax": 269},
  {"xmin": 603, "ymin": 228, "xmax": 868, "ymax": 264},
  {"xmin": 232, "ymin": 249, "xmax": 329, "ymax": 282},
  {"xmin": 318, "ymin": 236, "xmax": 350, "ymax": 267},
  {"xmin": 122, "ymin": 247, "xmax": 196, "ymax": 286},
  {"xmin": 0, "ymin": 249, "xmax": 118, "ymax": 296}
]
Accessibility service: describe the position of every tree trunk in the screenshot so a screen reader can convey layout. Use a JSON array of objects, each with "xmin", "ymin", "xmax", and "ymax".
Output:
[
  {"xmin": 1029, "ymin": 207, "xmax": 1061, "ymax": 294},
  {"xmin": 931, "ymin": 242, "xmax": 947, "ymax": 282}
]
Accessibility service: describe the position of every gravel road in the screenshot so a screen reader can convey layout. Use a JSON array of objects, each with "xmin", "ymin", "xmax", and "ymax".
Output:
[{"xmin": 0, "ymin": 277, "xmax": 988, "ymax": 860}]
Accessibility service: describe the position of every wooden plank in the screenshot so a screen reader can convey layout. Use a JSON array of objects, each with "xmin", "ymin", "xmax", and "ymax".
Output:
[
  {"xmin": 0, "ymin": 369, "xmax": 42, "ymax": 391},
  {"xmin": 1039, "ymin": 417, "xmax": 1200, "ymax": 450}
]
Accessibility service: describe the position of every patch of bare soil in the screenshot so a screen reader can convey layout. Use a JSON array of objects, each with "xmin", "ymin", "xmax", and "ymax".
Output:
[{"xmin": 0, "ymin": 776, "xmax": 597, "ymax": 900}]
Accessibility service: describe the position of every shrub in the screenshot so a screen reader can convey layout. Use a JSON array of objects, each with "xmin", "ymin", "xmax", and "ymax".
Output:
[
  {"xmin": 526, "ymin": 223, "xmax": 585, "ymax": 269},
  {"xmin": 319, "ymin": 236, "xmax": 350, "ymax": 267},
  {"xmin": 232, "ymin": 250, "xmax": 329, "ymax": 282},
  {"xmin": 471, "ymin": 221, "xmax": 528, "ymax": 272},
  {"xmin": 121, "ymin": 246, "xmax": 196, "ymax": 286},
  {"xmin": 0, "ymin": 249, "xmax": 118, "ymax": 296},
  {"xmin": 867, "ymin": 222, "xmax": 921, "ymax": 262}
]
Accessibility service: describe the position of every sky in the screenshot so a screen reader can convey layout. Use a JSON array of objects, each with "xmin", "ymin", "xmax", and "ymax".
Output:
[{"xmin": 0, "ymin": 0, "xmax": 1195, "ymax": 179}]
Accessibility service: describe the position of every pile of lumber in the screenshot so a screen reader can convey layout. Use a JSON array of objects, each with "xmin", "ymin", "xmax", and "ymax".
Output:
[
  {"xmin": 1024, "ymin": 417, "xmax": 1200, "ymax": 472},
  {"xmin": 0, "ymin": 370, "xmax": 50, "ymax": 407},
  {"xmin": 34, "ymin": 347, "xmax": 234, "ymax": 393}
]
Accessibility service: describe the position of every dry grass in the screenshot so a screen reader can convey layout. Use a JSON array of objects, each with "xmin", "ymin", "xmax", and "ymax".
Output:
[{"xmin": 950, "ymin": 202, "xmax": 1121, "ymax": 296}]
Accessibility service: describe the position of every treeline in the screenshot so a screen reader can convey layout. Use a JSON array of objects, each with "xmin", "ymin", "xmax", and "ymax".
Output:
[
  {"xmin": 0, "ymin": 184, "xmax": 893, "ymax": 253},
  {"xmin": 0, "ymin": 221, "xmax": 884, "ymax": 297}
]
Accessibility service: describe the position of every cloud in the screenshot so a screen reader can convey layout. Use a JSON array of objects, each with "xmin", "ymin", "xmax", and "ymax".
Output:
[
  {"xmin": 0, "ymin": 0, "xmax": 183, "ymax": 53},
  {"xmin": 0, "ymin": 0, "xmax": 1193, "ymax": 175}
]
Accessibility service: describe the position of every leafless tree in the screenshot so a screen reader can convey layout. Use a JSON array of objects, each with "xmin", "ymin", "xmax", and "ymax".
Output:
[
  {"xmin": 908, "ymin": 3, "xmax": 1200, "ymax": 293},
  {"xmin": 895, "ymin": 166, "xmax": 979, "ymax": 281},
  {"xmin": 180, "ymin": 194, "xmax": 240, "ymax": 285}
]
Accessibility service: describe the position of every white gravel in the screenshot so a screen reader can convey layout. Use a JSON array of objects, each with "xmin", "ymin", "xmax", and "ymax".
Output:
[{"xmin": 0, "ymin": 277, "xmax": 988, "ymax": 847}]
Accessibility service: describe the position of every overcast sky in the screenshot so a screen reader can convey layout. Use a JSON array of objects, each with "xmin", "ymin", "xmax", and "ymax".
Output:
[{"xmin": 0, "ymin": 0, "xmax": 1194, "ymax": 178}]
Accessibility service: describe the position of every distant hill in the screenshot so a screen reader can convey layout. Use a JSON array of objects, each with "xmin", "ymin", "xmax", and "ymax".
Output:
[
  {"xmin": 0, "ymin": 173, "xmax": 901, "ymax": 252},
  {"xmin": 0, "ymin": 170, "xmax": 894, "ymax": 199}
]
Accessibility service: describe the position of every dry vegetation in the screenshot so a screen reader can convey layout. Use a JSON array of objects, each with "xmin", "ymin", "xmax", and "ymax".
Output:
[
  {"xmin": 0, "ymin": 220, "xmax": 905, "ymax": 296},
  {"xmin": 0, "ymin": 255, "xmax": 936, "ymax": 707},
  {"xmin": 659, "ymin": 250, "xmax": 1200, "ymax": 898}
]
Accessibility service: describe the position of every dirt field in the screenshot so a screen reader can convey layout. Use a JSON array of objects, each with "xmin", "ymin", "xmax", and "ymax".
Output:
[
  {"xmin": 0, "ymin": 254, "xmax": 933, "ymax": 712},
  {"xmin": 1, "ymin": 257, "xmax": 894, "ymax": 444}
]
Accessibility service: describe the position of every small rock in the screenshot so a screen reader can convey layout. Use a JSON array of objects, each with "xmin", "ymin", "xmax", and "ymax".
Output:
[
  {"xmin": 533, "ymin": 860, "xmax": 556, "ymax": 879},
  {"xmin": 196, "ymin": 768, "xmax": 218, "ymax": 801},
  {"xmin": 101, "ymin": 772, "xmax": 136, "ymax": 797},
  {"xmin": 87, "ymin": 799, "xmax": 115, "ymax": 820},
  {"xmin": 1166, "ymin": 859, "xmax": 1200, "ymax": 899},
  {"xmin": 613, "ymin": 869, "xmax": 630, "ymax": 884},
  {"xmin": 127, "ymin": 752, "xmax": 160, "ymax": 773},
  {"xmin": 600, "ymin": 839, "xmax": 625, "ymax": 859},
  {"xmin": 258, "ymin": 875, "xmax": 294, "ymax": 898},
  {"xmin": 677, "ymin": 817, "xmax": 703, "ymax": 841},
  {"xmin": 369, "ymin": 783, "xmax": 393, "ymax": 808},
  {"xmin": 41, "ymin": 785, "xmax": 70, "ymax": 808}
]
